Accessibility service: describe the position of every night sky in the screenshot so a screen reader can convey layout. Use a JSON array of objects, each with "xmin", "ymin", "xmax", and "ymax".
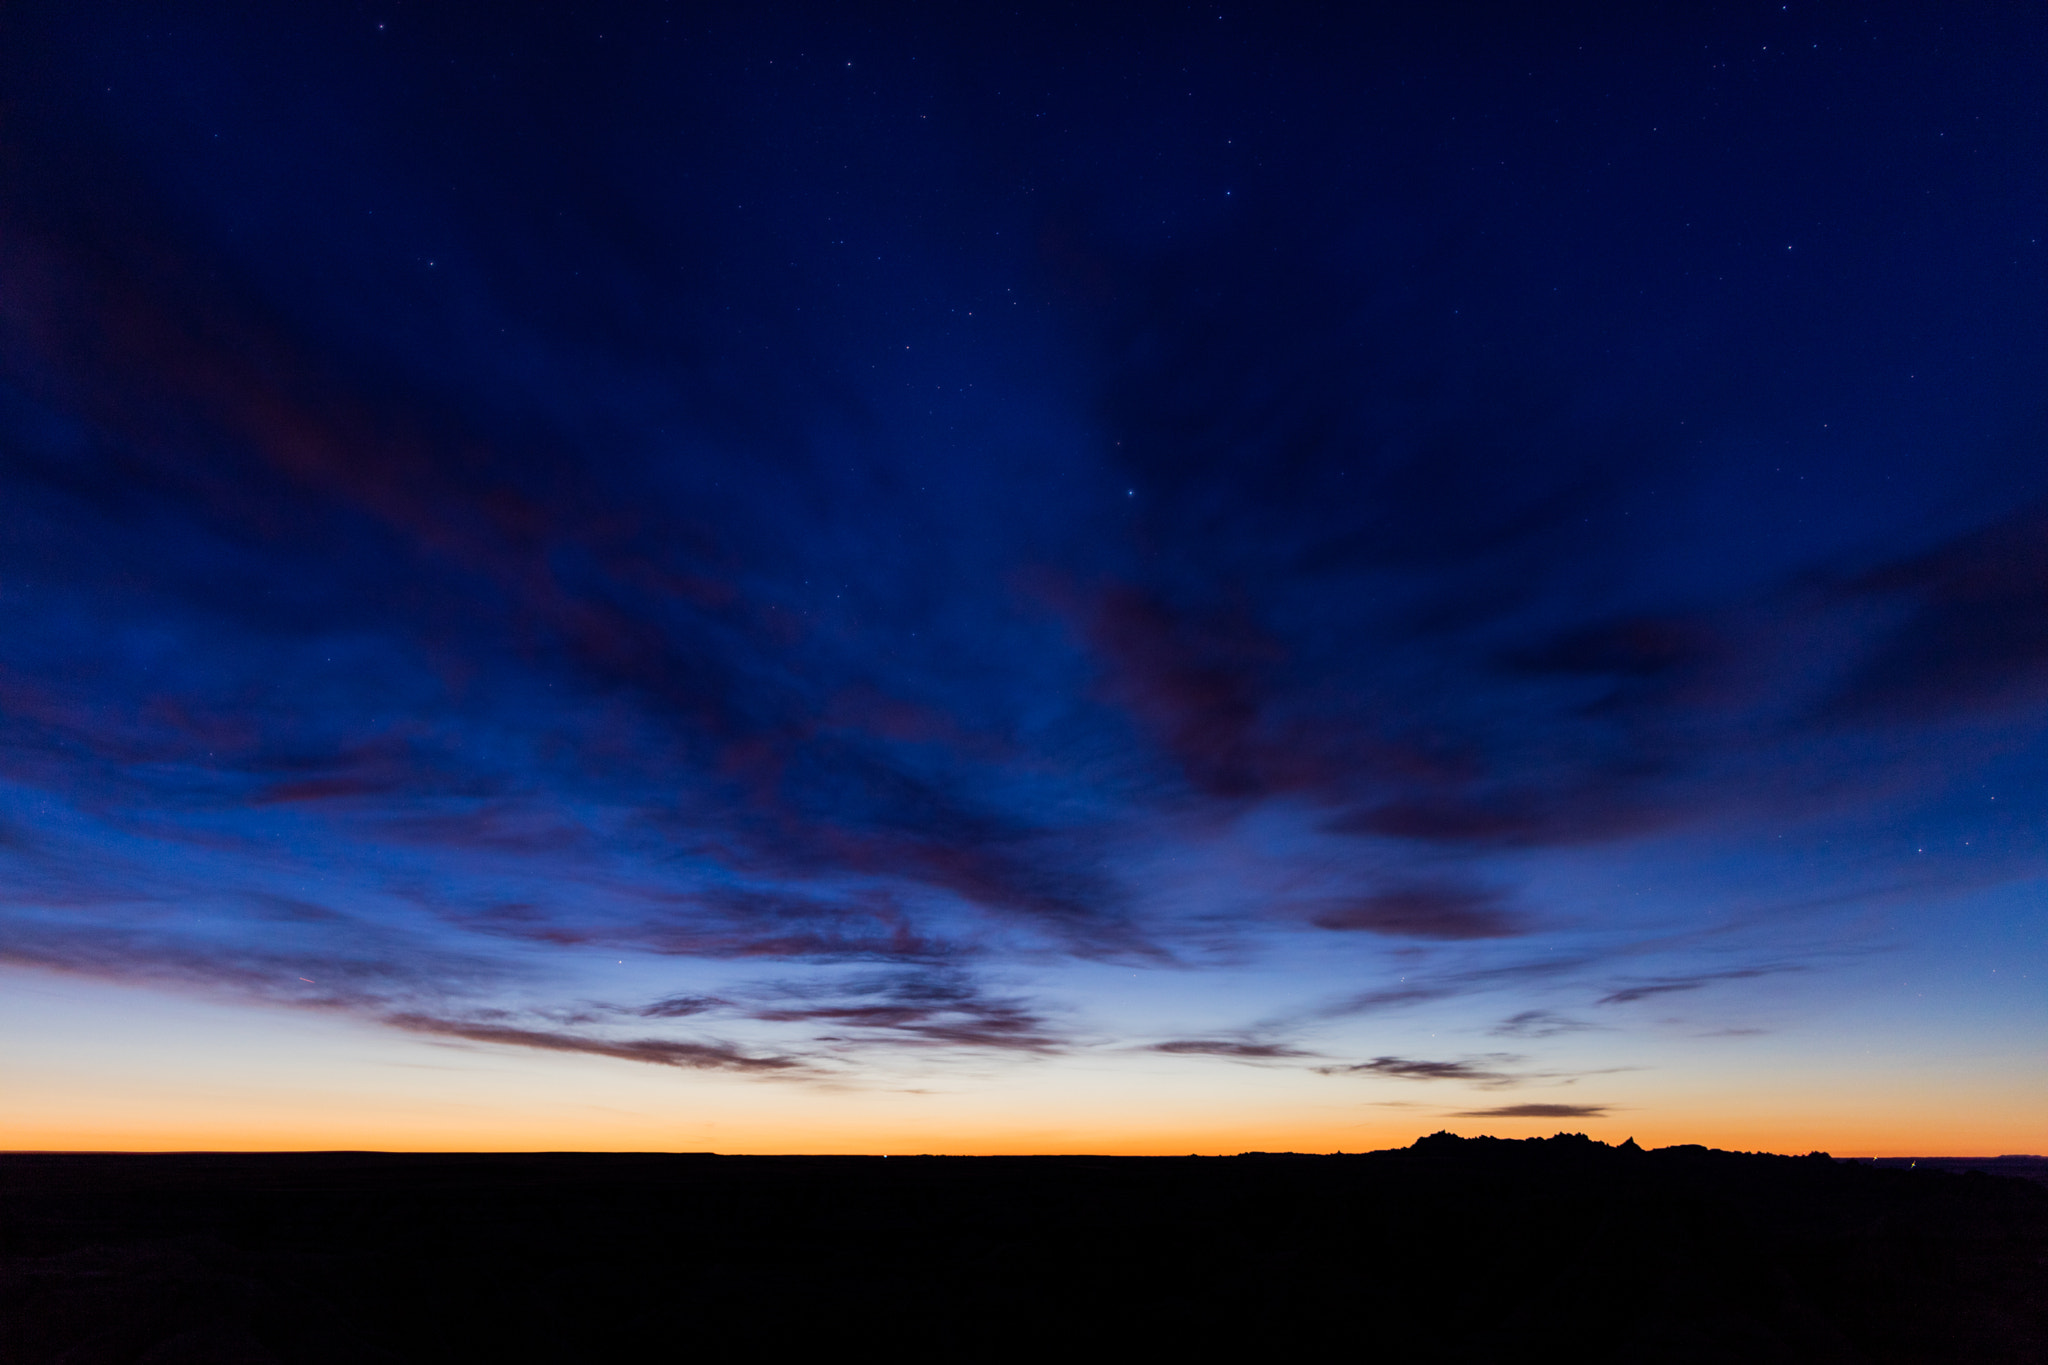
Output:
[{"xmin": 3, "ymin": 3, "xmax": 2044, "ymax": 1154}]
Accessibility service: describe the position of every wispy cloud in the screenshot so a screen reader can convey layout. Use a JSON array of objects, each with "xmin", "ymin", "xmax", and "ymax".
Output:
[
  {"xmin": 1301, "ymin": 955, "xmax": 1598, "ymax": 1023},
  {"xmin": 1813, "ymin": 505, "xmax": 2048, "ymax": 722},
  {"xmin": 387, "ymin": 1014, "xmax": 805, "ymax": 1073},
  {"xmin": 740, "ymin": 969, "xmax": 1066, "ymax": 1052},
  {"xmin": 1451, "ymin": 1103, "xmax": 1610, "ymax": 1119},
  {"xmin": 1322, "ymin": 1055, "xmax": 1521, "ymax": 1084},
  {"xmin": 1150, "ymin": 1039, "xmax": 1316, "ymax": 1060},
  {"xmin": 1319, "ymin": 1048, "xmax": 1639, "ymax": 1092},
  {"xmin": 1309, "ymin": 884, "xmax": 1525, "ymax": 940},
  {"xmin": 637, "ymin": 994, "xmax": 723, "ymax": 1019},
  {"xmin": 1596, "ymin": 966, "xmax": 1801, "ymax": 1007},
  {"xmin": 1491, "ymin": 1009, "xmax": 1597, "ymax": 1038}
]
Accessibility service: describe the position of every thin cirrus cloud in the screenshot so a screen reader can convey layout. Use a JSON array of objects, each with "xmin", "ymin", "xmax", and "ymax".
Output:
[
  {"xmin": 739, "ymin": 969, "xmax": 1065, "ymax": 1053},
  {"xmin": 387, "ymin": 1014, "xmax": 805, "ymax": 1075},
  {"xmin": 1324, "ymin": 1057, "xmax": 1522, "ymax": 1085},
  {"xmin": 1308, "ymin": 885, "xmax": 1525, "ymax": 940},
  {"xmin": 1596, "ymin": 967, "xmax": 1804, "ymax": 1008},
  {"xmin": 1491, "ymin": 1010, "xmax": 1599, "ymax": 1039},
  {"xmin": 1150, "ymin": 1040, "xmax": 1318, "ymax": 1061},
  {"xmin": 1811, "ymin": 504, "xmax": 2048, "ymax": 723}
]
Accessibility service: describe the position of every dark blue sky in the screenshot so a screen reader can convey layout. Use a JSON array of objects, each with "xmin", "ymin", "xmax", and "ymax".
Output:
[{"xmin": 2, "ymin": 3, "xmax": 2043, "ymax": 1149}]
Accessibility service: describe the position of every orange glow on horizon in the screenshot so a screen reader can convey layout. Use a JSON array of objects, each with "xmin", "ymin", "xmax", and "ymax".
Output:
[{"xmin": 6, "ymin": 970, "xmax": 2042, "ymax": 1161}]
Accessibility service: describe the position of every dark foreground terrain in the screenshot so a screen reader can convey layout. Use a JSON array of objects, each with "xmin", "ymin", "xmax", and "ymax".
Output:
[{"xmin": 4, "ymin": 1134, "xmax": 2045, "ymax": 1364}]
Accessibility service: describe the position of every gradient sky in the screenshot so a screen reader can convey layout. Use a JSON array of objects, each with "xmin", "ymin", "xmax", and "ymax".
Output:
[{"xmin": 2, "ymin": 2, "xmax": 2044, "ymax": 1154}]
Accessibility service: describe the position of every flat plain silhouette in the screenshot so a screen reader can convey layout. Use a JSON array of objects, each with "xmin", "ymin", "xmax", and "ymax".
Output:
[{"xmin": 5, "ymin": 1133, "xmax": 2045, "ymax": 1363}]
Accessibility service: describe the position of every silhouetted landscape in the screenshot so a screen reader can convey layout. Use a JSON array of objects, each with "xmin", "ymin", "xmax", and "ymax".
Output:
[{"xmin": 5, "ymin": 1133, "xmax": 2045, "ymax": 1363}]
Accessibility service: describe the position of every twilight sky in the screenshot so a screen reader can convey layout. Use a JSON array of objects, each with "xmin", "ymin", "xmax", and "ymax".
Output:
[{"xmin": 2, "ymin": 3, "xmax": 2044, "ymax": 1154}]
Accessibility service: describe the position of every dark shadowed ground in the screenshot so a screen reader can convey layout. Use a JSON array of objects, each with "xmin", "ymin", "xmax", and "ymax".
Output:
[{"xmin": 4, "ymin": 1135, "xmax": 2045, "ymax": 1363}]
